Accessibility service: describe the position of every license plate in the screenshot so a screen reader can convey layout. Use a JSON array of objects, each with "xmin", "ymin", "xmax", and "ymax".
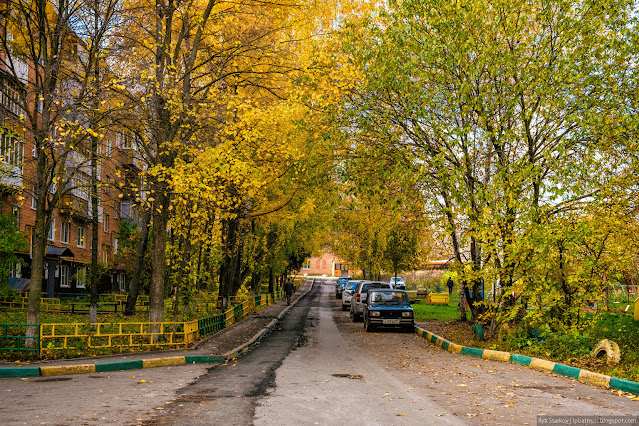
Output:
[{"xmin": 383, "ymin": 319, "xmax": 400, "ymax": 325}]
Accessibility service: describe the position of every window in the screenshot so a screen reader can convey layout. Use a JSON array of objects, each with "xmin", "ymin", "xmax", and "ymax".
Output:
[
  {"xmin": 75, "ymin": 266, "xmax": 86, "ymax": 288},
  {"xmin": 113, "ymin": 204, "xmax": 118, "ymax": 219},
  {"xmin": 104, "ymin": 214, "xmax": 109, "ymax": 232},
  {"xmin": 105, "ymin": 139, "xmax": 112, "ymax": 156},
  {"xmin": 60, "ymin": 222, "xmax": 69, "ymax": 244},
  {"xmin": 11, "ymin": 206, "xmax": 19, "ymax": 226},
  {"xmin": 103, "ymin": 245, "xmax": 110, "ymax": 263},
  {"xmin": 302, "ymin": 259, "xmax": 311, "ymax": 270},
  {"xmin": 117, "ymin": 272, "xmax": 126, "ymax": 292},
  {"xmin": 9, "ymin": 262, "xmax": 21, "ymax": 278},
  {"xmin": 0, "ymin": 130, "xmax": 24, "ymax": 168},
  {"xmin": 77, "ymin": 226, "xmax": 85, "ymax": 247},
  {"xmin": 113, "ymin": 236, "xmax": 119, "ymax": 254},
  {"xmin": 47, "ymin": 219, "xmax": 55, "ymax": 241},
  {"xmin": 31, "ymin": 186, "xmax": 37, "ymax": 209},
  {"xmin": 60, "ymin": 265, "xmax": 69, "ymax": 288}
]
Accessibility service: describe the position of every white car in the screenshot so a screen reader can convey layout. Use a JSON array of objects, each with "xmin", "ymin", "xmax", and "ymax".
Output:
[
  {"xmin": 389, "ymin": 277, "xmax": 406, "ymax": 290},
  {"xmin": 341, "ymin": 280, "xmax": 360, "ymax": 311}
]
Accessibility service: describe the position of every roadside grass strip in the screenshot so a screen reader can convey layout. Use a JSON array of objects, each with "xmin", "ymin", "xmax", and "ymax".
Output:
[{"xmin": 414, "ymin": 325, "xmax": 639, "ymax": 396}]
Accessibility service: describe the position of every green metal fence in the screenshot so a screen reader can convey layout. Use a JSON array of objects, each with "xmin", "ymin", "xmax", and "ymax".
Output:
[{"xmin": 0, "ymin": 323, "xmax": 40, "ymax": 354}]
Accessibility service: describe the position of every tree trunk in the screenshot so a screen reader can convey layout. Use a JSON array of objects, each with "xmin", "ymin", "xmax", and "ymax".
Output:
[
  {"xmin": 124, "ymin": 211, "xmax": 151, "ymax": 315},
  {"xmin": 26, "ymin": 201, "xmax": 48, "ymax": 347},
  {"xmin": 89, "ymin": 140, "xmax": 99, "ymax": 325},
  {"xmin": 149, "ymin": 191, "xmax": 170, "ymax": 336}
]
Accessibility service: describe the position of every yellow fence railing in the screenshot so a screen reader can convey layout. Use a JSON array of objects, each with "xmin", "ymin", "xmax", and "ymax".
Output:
[{"xmin": 40, "ymin": 320, "xmax": 200, "ymax": 354}]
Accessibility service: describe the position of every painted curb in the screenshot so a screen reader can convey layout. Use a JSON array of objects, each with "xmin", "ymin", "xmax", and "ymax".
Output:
[
  {"xmin": 414, "ymin": 326, "xmax": 639, "ymax": 396},
  {"xmin": 0, "ymin": 354, "xmax": 227, "ymax": 378}
]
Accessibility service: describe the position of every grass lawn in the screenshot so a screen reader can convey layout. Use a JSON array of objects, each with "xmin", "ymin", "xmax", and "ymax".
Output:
[{"xmin": 411, "ymin": 292, "xmax": 471, "ymax": 321}]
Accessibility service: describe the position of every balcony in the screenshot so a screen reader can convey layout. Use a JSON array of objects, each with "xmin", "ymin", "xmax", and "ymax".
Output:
[
  {"xmin": 59, "ymin": 194, "xmax": 90, "ymax": 221},
  {"xmin": 121, "ymin": 148, "xmax": 144, "ymax": 170}
]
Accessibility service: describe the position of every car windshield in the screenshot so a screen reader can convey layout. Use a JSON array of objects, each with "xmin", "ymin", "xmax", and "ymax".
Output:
[
  {"xmin": 348, "ymin": 282, "xmax": 358, "ymax": 291},
  {"xmin": 369, "ymin": 291, "xmax": 409, "ymax": 305}
]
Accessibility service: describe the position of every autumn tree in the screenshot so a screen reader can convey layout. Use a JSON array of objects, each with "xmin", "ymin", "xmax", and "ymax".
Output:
[{"xmin": 1, "ymin": 0, "xmax": 122, "ymax": 339}]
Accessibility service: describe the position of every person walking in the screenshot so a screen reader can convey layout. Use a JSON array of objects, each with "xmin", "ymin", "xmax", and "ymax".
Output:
[
  {"xmin": 284, "ymin": 279, "xmax": 295, "ymax": 305},
  {"xmin": 447, "ymin": 277, "xmax": 454, "ymax": 295}
]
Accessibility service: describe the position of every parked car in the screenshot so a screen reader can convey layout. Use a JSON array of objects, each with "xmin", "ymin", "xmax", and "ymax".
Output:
[
  {"xmin": 335, "ymin": 276, "xmax": 351, "ymax": 299},
  {"xmin": 363, "ymin": 289, "xmax": 414, "ymax": 332},
  {"xmin": 389, "ymin": 276, "xmax": 406, "ymax": 290},
  {"xmin": 350, "ymin": 281, "xmax": 391, "ymax": 321},
  {"xmin": 341, "ymin": 280, "xmax": 360, "ymax": 311}
]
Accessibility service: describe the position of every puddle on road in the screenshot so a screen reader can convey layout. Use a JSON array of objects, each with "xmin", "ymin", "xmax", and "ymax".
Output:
[{"xmin": 332, "ymin": 373, "xmax": 363, "ymax": 380}]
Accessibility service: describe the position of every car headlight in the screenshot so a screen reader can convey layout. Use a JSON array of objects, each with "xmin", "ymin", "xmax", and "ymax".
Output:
[
  {"xmin": 370, "ymin": 311, "xmax": 380, "ymax": 317},
  {"xmin": 402, "ymin": 311, "xmax": 413, "ymax": 317}
]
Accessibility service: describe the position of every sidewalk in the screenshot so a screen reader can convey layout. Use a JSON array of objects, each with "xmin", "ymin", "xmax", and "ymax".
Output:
[{"xmin": 0, "ymin": 280, "xmax": 313, "ymax": 378}]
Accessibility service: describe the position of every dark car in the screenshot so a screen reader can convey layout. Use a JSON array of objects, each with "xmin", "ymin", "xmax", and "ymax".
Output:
[
  {"xmin": 363, "ymin": 289, "xmax": 414, "ymax": 333},
  {"xmin": 335, "ymin": 276, "xmax": 351, "ymax": 299}
]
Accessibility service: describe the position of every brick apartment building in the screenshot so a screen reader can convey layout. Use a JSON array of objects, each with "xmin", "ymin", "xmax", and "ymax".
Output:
[
  {"xmin": 0, "ymin": 28, "xmax": 143, "ymax": 297},
  {"xmin": 297, "ymin": 250, "xmax": 355, "ymax": 277}
]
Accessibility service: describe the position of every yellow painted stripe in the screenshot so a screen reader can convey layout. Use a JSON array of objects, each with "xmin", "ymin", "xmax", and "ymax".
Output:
[
  {"xmin": 447, "ymin": 343, "xmax": 463, "ymax": 353},
  {"xmin": 426, "ymin": 332, "xmax": 433, "ymax": 341},
  {"xmin": 40, "ymin": 364, "xmax": 96, "ymax": 376},
  {"xmin": 142, "ymin": 356, "xmax": 186, "ymax": 368},
  {"xmin": 435, "ymin": 337, "xmax": 444, "ymax": 347},
  {"xmin": 530, "ymin": 358, "xmax": 555, "ymax": 372},
  {"xmin": 578, "ymin": 370, "xmax": 611, "ymax": 388},
  {"xmin": 482, "ymin": 349, "xmax": 511, "ymax": 362}
]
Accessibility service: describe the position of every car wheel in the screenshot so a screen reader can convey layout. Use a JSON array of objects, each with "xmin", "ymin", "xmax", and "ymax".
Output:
[
  {"xmin": 364, "ymin": 320, "xmax": 374, "ymax": 332},
  {"xmin": 341, "ymin": 304, "xmax": 347, "ymax": 311}
]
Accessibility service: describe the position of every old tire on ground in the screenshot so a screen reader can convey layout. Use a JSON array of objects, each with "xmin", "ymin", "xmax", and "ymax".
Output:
[{"xmin": 590, "ymin": 339, "xmax": 621, "ymax": 365}]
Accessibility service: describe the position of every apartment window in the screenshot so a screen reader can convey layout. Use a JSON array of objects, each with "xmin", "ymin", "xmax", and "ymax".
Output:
[
  {"xmin": 60, "ymin": 265, "xmax": 69, "ymax": 288},
  {"xmin": 113, "ymin": 236, "xmax": 119, "ymax": 254},
  {"xmin": 31, "ymin": 186, "xmax": 37, "ymax": 209},
  {"xmin": 77, "ymin": 226, "xmax": 85, "ymax": 247},
  {"xmin": 117, "ymin": 272, "xmax": 126, "ymax": 292},
  {"xmin": 104, "ymin": 214, "xmax": 109, "ymax": 232},
  {"xmin": 105, "ymin": 139, "xmax": 112, "ymax": 156},
  {"xmin": 47, "ymin": 219, "xmax": 55, "ymax": 241},
  {"xmin": 103, "ymin": 245, "xmax": 110, "ymax": 263},
  {"xmin": 11, "ymin": 206, "xmax": 19, "ymax": 226},
  {"xmin": 302, "ymin": 259, "xmax": 311, "ymax": 270},
  {"xmin": 0, "ymin": 131, "xmax": 23, "ymax": 168},
  {"xmin": 9, "ymin": 262, "xmax": 21, "ymax": 278},
  {"xmin": 76, "ymin": 266, "xmax": 86, "ymax": 288},
  {"xmin": 113, "ymin": 204, "xmax": 118, "ymax": 219},
  {"xmin": 60, "ymin": 222, "xmax": 69, "ymax": 244}
]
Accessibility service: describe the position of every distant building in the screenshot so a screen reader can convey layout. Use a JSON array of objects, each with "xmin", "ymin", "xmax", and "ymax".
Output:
[{"xmin": 296, "ymin": 251, "xmax": 356, "ymax": 277}]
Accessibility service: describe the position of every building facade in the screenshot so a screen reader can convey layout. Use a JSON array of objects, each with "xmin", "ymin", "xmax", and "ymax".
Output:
[{"xmin": 0, "ymin": 29, "xmax": 139, "ymax": 297}]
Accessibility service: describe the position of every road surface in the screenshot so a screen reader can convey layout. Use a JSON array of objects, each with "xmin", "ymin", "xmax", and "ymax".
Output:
[{"xmin": 1, "ymin": 278, "xmax": 636, "ymax": 425}]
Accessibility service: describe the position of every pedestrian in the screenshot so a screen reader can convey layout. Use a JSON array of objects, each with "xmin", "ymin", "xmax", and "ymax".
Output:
[
  {"xmin": 447, "ymin": 277, "xmax": 454, "ymax": 295},
  {"xmin": 284, "ymin": 279, "xmax": 294, "ymax": 305}
]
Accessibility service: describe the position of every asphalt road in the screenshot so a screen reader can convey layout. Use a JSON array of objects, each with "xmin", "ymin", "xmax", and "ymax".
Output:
[{"xmin": 1, "ymin": 278, "xmax": 636, "ymax": 425}]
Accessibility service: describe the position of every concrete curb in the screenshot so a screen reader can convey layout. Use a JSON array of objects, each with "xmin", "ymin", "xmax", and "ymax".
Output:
[
  {"xmin": 414, "ymin": 326, "xmax": 639, "ymax": 396},
  {"xmin": 0, "ymin": 355, "xmax": 226, "ymax": 378},
  {"xmin": 0, "ymin": 282, "xmax": 314, "ymax": 379},
  {"xmin": 222, "ymin": 283, "xmax": 313, "ymax": 360}
]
